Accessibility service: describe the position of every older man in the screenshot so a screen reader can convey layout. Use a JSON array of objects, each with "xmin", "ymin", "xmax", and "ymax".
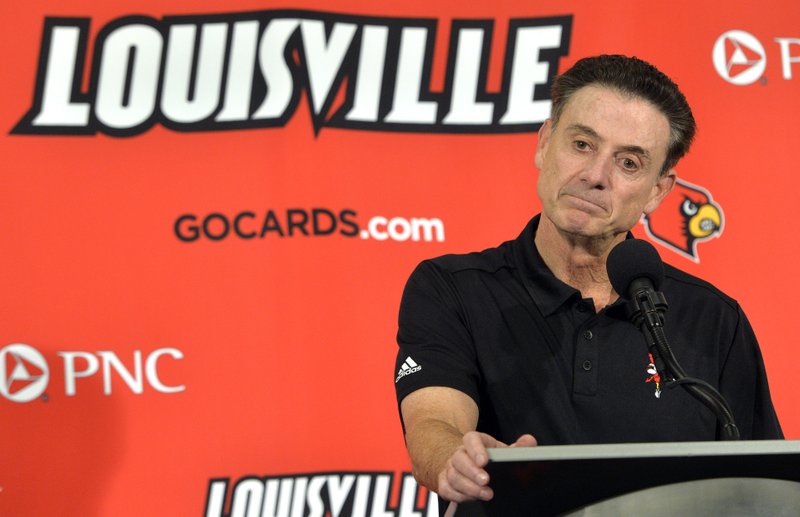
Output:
[{"xmin": 393, "ymin": 55, "xmax": 782, "ymax": 506}]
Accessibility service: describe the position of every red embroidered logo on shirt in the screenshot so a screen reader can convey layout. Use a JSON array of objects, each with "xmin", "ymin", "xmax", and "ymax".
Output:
[{"xmin": 645, "ymin": 353, "xmax": 661, "ymax": 399}]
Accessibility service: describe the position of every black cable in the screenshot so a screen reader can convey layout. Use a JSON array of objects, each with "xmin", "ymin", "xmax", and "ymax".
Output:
[{"xmin": 635, "ymin": 290, "xmax": 740, "ymax": 441}]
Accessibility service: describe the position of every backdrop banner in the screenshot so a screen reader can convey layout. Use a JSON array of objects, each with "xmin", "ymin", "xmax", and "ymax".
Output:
[{"xmin": 1, "ymin": 1, "xmax": 798, "ymax": 516}]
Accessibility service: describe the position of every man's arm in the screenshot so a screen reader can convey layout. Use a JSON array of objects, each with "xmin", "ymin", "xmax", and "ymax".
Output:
[{"xmin": 401, "ymin": 386, "xmax": 537, "ymax": 502}]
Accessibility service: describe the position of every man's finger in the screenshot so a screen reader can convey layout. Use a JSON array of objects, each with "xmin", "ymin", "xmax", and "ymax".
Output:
[
  {"xmin": 510, "ymin": 433, "xmax": 537, "ymax": 447},
  {"xmin": 450, "ymin": 446, "xmax": 490, "ymax": 486},
  {"xmin": 463, "ymin": 431, "xmax": 506, "ymax": 466},
  {"xmin": 445, "ymin": 465, "xmax": 493, "ymax": 501},
  {"xmin": 439, "ymin": 451, "xmax": 494, "ymax": 502}
]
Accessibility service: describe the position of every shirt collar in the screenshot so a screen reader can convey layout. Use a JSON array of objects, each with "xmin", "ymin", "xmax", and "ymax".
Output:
[
  {"xmin": 511, "ymin": 215, "xmax": 581, "ymax": 316},
  {"xmin": 511, "ymin": 214, "xmax": 631, "ymax": 317}
]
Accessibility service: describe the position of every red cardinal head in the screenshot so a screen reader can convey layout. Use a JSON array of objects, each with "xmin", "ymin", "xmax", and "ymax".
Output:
[{"xmin": 641, "ymin": 178, "xmax": 723, "ymax": 262}]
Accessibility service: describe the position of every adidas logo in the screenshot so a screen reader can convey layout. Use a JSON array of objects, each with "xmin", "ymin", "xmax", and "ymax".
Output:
[{"xmin": 395, "ymin": 356, "xmax": 422, "ymax": 383}]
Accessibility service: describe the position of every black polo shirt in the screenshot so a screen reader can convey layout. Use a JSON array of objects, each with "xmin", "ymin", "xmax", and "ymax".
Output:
[{"xmin": 395, "ymin": 215, "xmax": 783, "ymax": 445}]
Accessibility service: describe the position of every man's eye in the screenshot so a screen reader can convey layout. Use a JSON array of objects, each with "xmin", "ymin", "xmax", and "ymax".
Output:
[
  {"xmin": 574, "ymin": 140, "xmax": 589, "ymax": 150},
  {"xmin": 621, "ymin": 158, "xmax": 639, "ymax": 171}
]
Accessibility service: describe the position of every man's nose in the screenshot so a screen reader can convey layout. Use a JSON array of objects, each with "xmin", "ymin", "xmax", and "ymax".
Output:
[{"xmin": 579, "ymin": 155, "xmax": 613, "ymax": 189}]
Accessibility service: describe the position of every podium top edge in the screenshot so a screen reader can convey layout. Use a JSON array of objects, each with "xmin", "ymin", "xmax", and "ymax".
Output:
[{"xmin": 488, "ymin": 439, "xmax": 800, "ymax": 463}]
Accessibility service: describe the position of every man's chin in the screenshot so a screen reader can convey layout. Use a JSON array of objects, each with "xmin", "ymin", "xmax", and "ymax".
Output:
[
  {"xmin": 554, "ymin": 212, "xmax": 606, "ymax": 235},
  {"xmin": 550, "ymin": 215, "xmax": 619, "ymax": 242}
]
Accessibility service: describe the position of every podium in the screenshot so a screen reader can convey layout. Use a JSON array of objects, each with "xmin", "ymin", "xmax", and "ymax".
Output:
[{"xmin": 453, "ymin": 440, "xmax": 800, "ymax": 516}]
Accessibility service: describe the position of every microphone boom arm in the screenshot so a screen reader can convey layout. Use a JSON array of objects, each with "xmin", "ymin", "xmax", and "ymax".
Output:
[{"xmin": 626, "ymin": 284, "xmax": 741, "ymax": 441}]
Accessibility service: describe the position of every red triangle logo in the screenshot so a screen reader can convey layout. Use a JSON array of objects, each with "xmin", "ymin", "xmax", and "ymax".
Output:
[
  {"xmin": 725, "ymin": 37, "xmax": 763, "ymax": 78},
  {"xmin": 725, "ymin": 37, "xmax": 737, "ymax": 61},
  {"xmin": 6, "ymin": 353, "xmax": 45, "ymax": 395}
]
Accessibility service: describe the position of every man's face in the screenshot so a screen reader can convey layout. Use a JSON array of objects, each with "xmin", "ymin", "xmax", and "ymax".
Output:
[{"xmin": 535, "ymin": 85, "xmax": 676, "ymax": 241}]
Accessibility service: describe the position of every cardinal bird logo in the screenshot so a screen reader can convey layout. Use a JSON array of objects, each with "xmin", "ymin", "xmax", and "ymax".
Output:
[
  {"xmin": 641, "ymin": 178, "xmax": 724, "ymax": 262},
  {"xmin": 645, "ymin": 353, "xmax": 662, "ymax": 399}
]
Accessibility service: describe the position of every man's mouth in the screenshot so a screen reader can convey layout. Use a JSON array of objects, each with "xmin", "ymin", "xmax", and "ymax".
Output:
[{"xmin": 562, "ymin": 192, "xmax": 608, "ymax": 214}]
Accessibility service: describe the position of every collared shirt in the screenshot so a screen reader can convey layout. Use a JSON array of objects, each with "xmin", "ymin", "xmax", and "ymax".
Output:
[{"xmin": 394, "ymin": 215, "xmax": 782, "ymax": 444}]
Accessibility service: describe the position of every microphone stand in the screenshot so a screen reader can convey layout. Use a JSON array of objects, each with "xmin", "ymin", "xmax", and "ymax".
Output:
[{"xmin": 626, "ymin": 279, "xmax": 741, "ymax": 441}]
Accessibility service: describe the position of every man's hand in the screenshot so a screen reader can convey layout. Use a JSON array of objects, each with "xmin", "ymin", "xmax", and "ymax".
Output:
[
  {"xmin": 400, "ymin": 387, "xmax": 537, "ymax": 503},
  {"xmin": 437, "ymin": 431, "xmax": 537, "ymax": 502}
]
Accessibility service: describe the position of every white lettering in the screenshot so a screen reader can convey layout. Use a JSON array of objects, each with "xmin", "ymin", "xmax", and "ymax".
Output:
[
  {"xmin": 216, "ymin": 21, "xmax": 259, "ymax": 122},
  {"xmin": 307, "ymin": 476, "xmax": 326, "ymax": 517},
  {"xmin": 16, "ymin": 14, "xmax": 571, "ymax": 135},
  {"xmin": 58, "ymin": 348, "xmax": 183, "ymax": 396},
  {"xmin": 98, "ymin": 350, "xmax": 143, "ymax": 395},
  {"xmin": 206, "ymin": 473, "xmax": 438, "ymax": 517},
  {"xmin": 370, "ymin": 475, "xmax": 395, "ymax": 517},
  {"xmin": 346, "ymin": 26, "xmax": 389, "ymax": 122},
  {"xmin": 145, "ymin": 348, "xmax": 185, "ymax": 393},
  {"xmin": 385, "ymin": 27, "xmax": 437, "ymax": 124},
  {"xmin": 500, "ymin": 25, "xmax": 563, "ymax": 125},
  {"xmin": 411, "ymin": 218, "xmax": 445, "ymax": 242},
  {"xmin": 291, "ymin": 477, "xmax": 308, "ymax": 517},
  {"xmin": 253, "ymin": 19, "xmax": 300, "ymax": 120},
  {"xmin": 352, "ymin": 475, "xmax": 372, "ymax": 517},
  {"xmin": 95, "ymin": 24, "xmax": 163, "ymax": 129},
  {"xmin": 367, "ymin": 216, "xmax": 445, "ymax": 242},
  {"xmin": 443, "ymin": 28, "xmax": 493, "ymax": 125},
  {"xmin": 395, "ymin": 365, "xmax": 422, "ymax": 383},
  {"xmin": 368, "ymin": 216, "xmax": 390, "ymax": 241},
  {"xmin": 231, "ymin": 478, "xmax": 263, "ymax": 517},
  {"xmin": 161, "ymin": 23, "xmax": 228, "ymax": 123},
  {"xmin": 387, "ymin": 217, "xmax": 412, "ymax": 241},
  {"xmin": 398, "ymin": 474, "xmax": 423, "ymax": 517},
  {"xmin": 262, "ymin": 478, "xmax": 293, "ymax": 517},
  {"xmin": 58, "ymin": 351, "xmax": 99, "ymax": 396},
  {"xmin": 301, "ymin": 21, "xmax": 357, "ymax": 115},
  {"xmin": 327, "ymin": 475, "xmax": 356, "ymax": 517},
  {"xmin": 205, "ymin": 480, "xmax": 228, "ymax": 517},
  {"xmin": 775, "ymin": 38, "xmax": 800, "ymax": 80},
  {"xmin": 426, "ymin": 492, "xmax": 438, "ymax": 517},
  {"xmin": 32, "ymin": 26, "xmax": 90, "ymax": 126}
]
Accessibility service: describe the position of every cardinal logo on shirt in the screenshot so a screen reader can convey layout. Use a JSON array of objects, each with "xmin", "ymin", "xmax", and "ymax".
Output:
[
  {"xmin": 641, "ymin": 178, "xmax": 724, "ymax": 263},
  {"xmin": 645, "ymin": 353, "xmax": 661, "ymax": 399}
]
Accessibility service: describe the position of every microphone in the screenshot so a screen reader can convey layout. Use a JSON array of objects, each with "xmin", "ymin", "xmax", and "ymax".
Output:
[
  {"xmin": 606, "ymin": 239, "xmax": 740, "ymax": 440},
  {"xmin": 607, "ymin": 238, "xmax": 664, "ymax": 293},
  {"xmin": 607, "ymin": 239, "xmax": 668, "ymax": 331}
]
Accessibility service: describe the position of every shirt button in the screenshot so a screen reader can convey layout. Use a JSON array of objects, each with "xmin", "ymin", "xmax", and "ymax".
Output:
[
  {"xmin": 583, "ymin": 330, "xmax": 593, "ymax": 340},
  {"xmin": 582, "ymin": 360, "xmax": 592, "ymax": 371},
  {"xmin": 576, "ymin": 302, "xmax": 588, "ymax": 313}
]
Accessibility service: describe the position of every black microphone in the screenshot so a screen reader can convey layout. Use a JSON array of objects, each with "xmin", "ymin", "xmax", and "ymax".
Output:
[
  {"xmin": 607, "ymin": 239, "xmax": 668, "ymax": 331},
  {"xmin": 607, "ymin": 238, "xmax": 664, "ymax": 293},
  {"xmin": 606, "ymin": 239, "xmax": 740, "ymax": 440}
]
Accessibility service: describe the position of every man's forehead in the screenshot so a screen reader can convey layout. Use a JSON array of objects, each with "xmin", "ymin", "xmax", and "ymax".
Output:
[
  {"xmin": 559, "ymin": 85, "xmax": 665, "ymax": 121},
  {"xmin": 556, "ymin": 85, "xmax": 671, "ymax": 154},
  {"xmin": 562, "ymin": 84, "xmax": 652, "ymax": 108}
]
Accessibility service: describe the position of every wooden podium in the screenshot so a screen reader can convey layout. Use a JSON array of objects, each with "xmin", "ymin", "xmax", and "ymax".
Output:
[{"xmin": 453, "ymin": 440, "xmax": 800, "ymax": 516}]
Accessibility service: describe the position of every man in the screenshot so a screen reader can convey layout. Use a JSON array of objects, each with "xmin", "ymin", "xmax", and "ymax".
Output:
[{"xmin": 393, "ymin": 55, "xmax": 783, "ymax": 506}]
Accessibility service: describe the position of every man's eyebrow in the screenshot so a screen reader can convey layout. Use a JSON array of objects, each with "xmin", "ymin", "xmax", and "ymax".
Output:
[
  {"xmin": 618, "ymin": 145, "xmax": 650, "ymax": 160},
  {"xmin": 566, "ymin": 124, "xmax": 600, "ymax": 139},
  {"xmin": 566, "ymin": 123, "xmax": 651, "ymax": 160}
]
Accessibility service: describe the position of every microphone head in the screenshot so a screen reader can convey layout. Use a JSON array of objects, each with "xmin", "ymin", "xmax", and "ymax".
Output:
[{"xmin": 606, "ymin": 239, "xmax": 665, "ymax": 296}]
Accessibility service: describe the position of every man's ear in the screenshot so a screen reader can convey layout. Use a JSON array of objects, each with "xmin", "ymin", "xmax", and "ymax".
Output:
[
  {"xmin": 534, "ymin": 119, "xmax": 553, "ymax": 169},
  {"xmin": 644, "ymin": 168, "xmax": 677, "ymax": 215}
]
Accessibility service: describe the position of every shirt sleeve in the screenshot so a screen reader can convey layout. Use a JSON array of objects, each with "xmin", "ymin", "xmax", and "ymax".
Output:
[
  {"xmin": 394, "ymin": 260, "xmax": 481, "ymax": 412},
  {"xmin": 719, "ymin": 305, "xmax": 784, "ymax": 439}
]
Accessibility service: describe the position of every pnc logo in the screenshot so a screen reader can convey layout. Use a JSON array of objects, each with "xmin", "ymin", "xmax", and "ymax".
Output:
[
  {"xmin": 0, "ymin": 343, "xmax": 185, "ymax": 402},
  {"xmin": 713, "ymin": 30, "xmax": 767, "ymax": 85},
  {"xmin": 0, "ymin": 343, "xmax": 50, "ymax": 403}
]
